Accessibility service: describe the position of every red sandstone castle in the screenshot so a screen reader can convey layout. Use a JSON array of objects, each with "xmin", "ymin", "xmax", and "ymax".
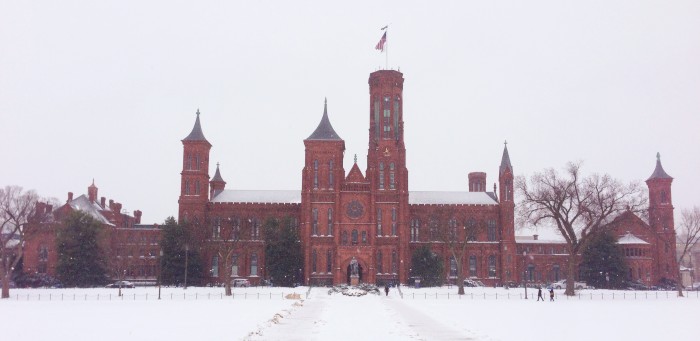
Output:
[{"xmin": 177, "ymin": 69, "xmax": 678, "ymax": 287}]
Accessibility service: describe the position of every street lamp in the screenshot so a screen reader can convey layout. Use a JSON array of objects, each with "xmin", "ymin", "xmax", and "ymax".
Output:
[
  {"xmin": 523, "ymin": 251, "xmax": 528, "ymax": 299},
  {"xmin": 184, "ymin": 243, "xmax": 189, "ymax": 289},
  {"xmin": 158, "ymin": 248, "xmax": 163, "ymax": 300}
]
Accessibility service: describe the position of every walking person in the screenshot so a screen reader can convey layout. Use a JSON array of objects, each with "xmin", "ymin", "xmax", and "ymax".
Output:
[
  {"xmin": 384, "ymin": 284, "xmax": 390, "ymax": 296},
  {"xmin": 537, "ymin": 287, "xmax": 544, "ymax": 301},
  {"xmin": 549, "ymin": 288, "xmax": 555, "ymax": 301}
]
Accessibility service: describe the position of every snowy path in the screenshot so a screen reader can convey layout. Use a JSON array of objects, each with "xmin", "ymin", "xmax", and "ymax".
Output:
[{"xmin": 246, "ymin": 289, "xmax": 482, "ymax": 340}]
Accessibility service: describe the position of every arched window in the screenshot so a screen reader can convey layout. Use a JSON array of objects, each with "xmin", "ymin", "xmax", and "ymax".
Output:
[
  {"xmin": 552, "ymin": 264, "xmax": 560, "ymax": 281},
  {"xmin": 488, "ymin": 255, "xmax": 497, "ymax": 278},
  {"xmin": 374, "ymin": 98, "xmax": 381, "ymax": 139},
  {"xmin": 410, "ymin": 219, "xmax": 420, "ymax": 242},
  {"xmin": 466, "ymin": 219, "xmax": 477, "ymax": 241},
  {"xmin": 329, "ymin": 160, "xmax": 334, "ymax": 187},
  {"xmin": 250, "ymin": 253, "xmax": 258, "ymax": 276},
  {"xmin": 661, "ymin": 191, "xmax": 668, "ymax": 204},
  {"xmin": 195, "ymin": 154, "xmax": 200, "ymax": 170},
  {"xmin": 469, "ymin": 255, "xmax": 477, "ymax": 277},
  {"xmin": 251, "ymin": 217, "xmax": 260, "ymax": 240},
  {"xmin": 326, "ymin": 250, "xmax": 332, "ymax": 273},
  {"xmin": 195, "ymin": 180, "xmax": 200, "ymax": 195},
  {"xmin": 394, "ymin": 96, "xmax": 400, "ymax": 140},
  {"xmin": 377, "ymin": 208, "xmax": 383, "ymax": 236},
  {"xmin": 392, "ymin": 250, "xmax": 397, "ymax": 274},
  {"xmin": 449, "ymin": 219, "xmax": 457, "ymax": 241},
  {"xmin": 312, "ymin": 209, "xmax": 318, "ymax": 235},
  {"xmin": 184, "ymin": 180, "xmax": 190, "ymax": 195},
  {"xmin": 341, "ymin": 230, "xmax": 348, "ymax": 245},
  {"xmin": 211, "ymin": 255, "xmax": 219, "ymax": 277},
  {"xmin": 312, "ymin": 250, "xmax": 317, "ymax": 273},
  {"xmin": 487, "ymin": 220, "xmax": 497, "ymax": 241},
  {"xmin": 379, "ymin": 162, "xmax": 385, "ymax": 189},
  {"xmin": 527, "ymin": 264, "xmax": 535, "ymax": 281},
  {"xmin": 389, "ymin": 162, "xmax": 395, "ymax": 189},
  {"xmin": 212, "ymin": 217, "xmax": 221, "ymax": 239},
  {"xmin": 362, "ymin": 231, "xmax": 367, "ymax": 244},
  {"xmin": 449, "ymin": 256, "xmax": 457, "ymax": 277},
  {"xmin": 383, "ymin": 96, "xmax": 391, "ymax": 139},
  {"xmin": 352, "ymin": 229, "xmax": 359, "ymax": 245},
  {"xmin": 327, "ymin": 208, "xmax": 333, "ymax": 236},
  {"xmin": 377, "ymin": 251, "xmax": 383, "ymax": 273},
  {"xmin": 313, "ymin": 160, "xmax": 319, "ymax": 189},
  {"xmin": 186, "ymin": 153, "xmax": 192, "ymax": 170},
  {"xmin": 391, "ymin": 207, "xmax": 397, "ymax": 236},
  {"xmin": 231, "ymin": 254, "xmax": 239, "ymax": 277}
]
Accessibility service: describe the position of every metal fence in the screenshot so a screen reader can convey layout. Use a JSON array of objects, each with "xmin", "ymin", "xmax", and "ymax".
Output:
[
  {"xmin": 401, "ymin": 290, "xmax": 700, "ymax": 300},
  {"xmin": 8, "ymin": 291, "xmax": 299, "ymax": 301}
]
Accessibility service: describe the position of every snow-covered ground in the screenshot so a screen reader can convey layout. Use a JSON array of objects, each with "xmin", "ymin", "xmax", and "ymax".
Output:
[{"xmin": 1, "ymin": 286, "xmax": 698, "ymax": 340}]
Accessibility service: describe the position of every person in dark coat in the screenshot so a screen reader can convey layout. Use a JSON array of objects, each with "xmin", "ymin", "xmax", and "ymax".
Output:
[
  {"xmin": 384, "ymin": 285, "xmax": 390, "ymax": 296},
  {"xmin": 537, "ymin": 287, "xmax": 544, "ymax": 301},
  {"xmin": 549, "ymin": 288, "xmax": 555, "ymax": 301}
]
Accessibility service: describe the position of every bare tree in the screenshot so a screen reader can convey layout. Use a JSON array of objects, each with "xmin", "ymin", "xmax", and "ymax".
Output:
[
  {"xmin": 210, "ymin": 216, "xmax": 253, "ymax": 296},
  {"xmin": 0, "ymin": 186, "xmax": 42, "ymax": 298},
  {"xmin": 431, "ymin": 206, "xmax": 486, "ymax": 295},
  {"xmin": 676, "ymin": 206, "xmax": 700, "ymax": 297},
  {"xmin": 516, "ymin": 162, "xmax": 646, "ymax": 296}
]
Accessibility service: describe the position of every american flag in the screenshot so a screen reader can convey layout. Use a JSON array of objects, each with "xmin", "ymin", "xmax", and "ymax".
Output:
[{"xmin": 375, "ymin": 32, "xmax": 387, "ymax": 52}]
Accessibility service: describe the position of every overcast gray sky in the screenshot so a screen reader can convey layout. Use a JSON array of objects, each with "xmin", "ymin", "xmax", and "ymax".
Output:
[{"xmin": 1, "ymin": 1, "xmax": 698, "ymax": 227}]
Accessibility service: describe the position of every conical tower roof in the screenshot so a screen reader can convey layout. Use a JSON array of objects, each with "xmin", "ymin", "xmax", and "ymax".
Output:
[
  {"xmin": 647, "ymin": 152, "xmax": 673, "ymax": 180},
  {"xmin": 306, "ymin": 99, "xmax": 342, "ymax": 141},
  {"xmin": 183, "ymin": 109, "xmax": 209, "ymax": 142},
  {"xmin": 499, "ymin": 141, "xmax": 512, "ymax": 175},
  {"xmin": 211, "ymin": 163, "xmax": 225, "ymax": 183}
]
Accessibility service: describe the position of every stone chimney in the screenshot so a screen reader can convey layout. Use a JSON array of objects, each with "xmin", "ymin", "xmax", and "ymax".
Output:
[
  {"xmin": 134, "ymin": 210, "xmax": 142, "ymax": 224},
  {"xmin": 115, "ymin": 202, "xmax": 122, "ymax": 213},
  {"xmin": 109, "ymin": 199, "xmax": 115, "ymax": 211},
  {"xmin": 533, "ymin": 234, "xmax": 539, "ymax": 240},
  {"xmin": 67, "ymin": 192, "xmax": 73, "ymax": 203},
  {"xmin": 100, "ymin": 197, "xmax": 106, "ymax": 209}
]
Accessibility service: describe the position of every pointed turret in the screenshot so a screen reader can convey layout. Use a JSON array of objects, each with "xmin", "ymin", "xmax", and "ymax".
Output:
[
  {"xmin": 210, "ymin": 163, "xmax": 227, "ymax": 199},
  {"xmin": 306, "ymin": 99, "xmax": 342, "ymax": 140},
  {"xmin": 647, "ymin": 152, "xmax": 673, "ymax": 180},
  {"xmin": 183, "ymin": 109, "xmax": 209, "ymax": 144},
  {"xmin": 499, "ymin": 141, "xmax": 512, "ymax": 175},
  {"xmin": 88, "ymin": 179, "xmax": 98, "ymax": 202}
]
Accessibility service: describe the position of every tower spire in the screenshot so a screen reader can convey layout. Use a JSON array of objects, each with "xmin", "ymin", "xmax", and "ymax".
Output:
[
  {"xmin": 306, "ymin": 99, "xmax": 342, "ymax": 140},
  {"xmin": 183, "ymin": 109, "xmax": 209, "ymax": 143},
  {"xmin": 499, "ymin": 141, "xmax": 512, "ymax": 175},
  {"xmin": 648, "ymin": 152, "xmax": 672, "ymax": 180}
]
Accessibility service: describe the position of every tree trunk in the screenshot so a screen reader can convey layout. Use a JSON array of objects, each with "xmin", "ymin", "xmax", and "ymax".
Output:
[
  {"xmin": 677, "ymin": 269, "xmax": 685, "ymax": 297},
  {"xmin": 565, "ymin": 255, "xmax": 576, "ymax": 296},
  {"xmin": 456, "ymin": 260, "xmax": 465, "ymax": 295},
  {"xmin": 2, "ymin": 272, "xmax": 11, "ymax": 299},
  {"xmin": 223, "ymin": 256, "xmax": 232, "ymax": 296}
]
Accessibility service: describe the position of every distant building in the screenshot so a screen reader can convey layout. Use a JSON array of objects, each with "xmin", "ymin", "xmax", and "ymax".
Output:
[
  {"xmin": 177, "ymin": 69, "xmax": 677, "ymax": 287},
  {"xmin": 23, "ymin": 182, "xmax": 161, "ymax": 285}
]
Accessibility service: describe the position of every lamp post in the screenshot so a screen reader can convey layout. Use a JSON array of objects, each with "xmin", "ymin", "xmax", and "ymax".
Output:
[
  {"xmin": 523, "ymin": 251, "xmax": 528, "ymax": 299},
  {"xmin": 184, "ymin": 243, "xmax": 189, "ymax": 289},
  {"xmin": 158, "ymin": 248, "xmax": 163, "ymax": 300}
]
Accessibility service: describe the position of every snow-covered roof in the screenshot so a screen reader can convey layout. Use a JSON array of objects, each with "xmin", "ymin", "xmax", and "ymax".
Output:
[
  {"xmin": 617, "ymin": 232, "xmax": 649, "ymax": 245},
  {"xmin": 68, "ymin": 195, "xmax": 114, "ymax": 226},
  {"xmin": 211, "ymin": 190, "xmax": 302, "ymax": 204},
  {"xmin": 515, "ymin": 235, "xmax": 566, "ymax": 244},
  {"xmin": 409, "ymin": 191, "xmax": 498, "ymax": 205}
]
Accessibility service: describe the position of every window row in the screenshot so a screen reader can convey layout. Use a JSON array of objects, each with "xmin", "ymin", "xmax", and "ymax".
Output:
[
  {"xmin": 376, "ymin": 250, "xmax": 398, "ymax": 274},
  {"xmin": 183, "ymin": 179, "xmax": 202, "ymax": 195},
  {"xmin": 624, "ymin": 248, "xmax": 647, "ymax": 257},
  {"xmin": 185, "ymin": 153, "xmax": 203, "ymax": 171},
  {"xmin": 311, "ymin": 249, "xmax": 333, "ymax": 273},
  {"xmin": 211, "ymin": 217, "xmax": 262, "ymax": 240},
  {"xmin": 409, "ymin": 219, "xmax": 498, "ymax": 242},
  {"xmin": 452, "ymin": 255, "xmax": 499, "ymax": 278},
  {"xmin": 373, "ymin": 96, "xmax": 400, "ymax": 140},
  {"xmin": 312, "ymin": 160, "xmax": 335, "ymax": 190},
  {"xmin": 211, "ymin": 252, "xmax": 258, "ymax": 277},
  {"xmin": 376, "ymin": 207, "xmax": 397, "ymax": 236},
  {"xmin": 378, "ymin": 162, "xmax": 396, "ymax": 190}
]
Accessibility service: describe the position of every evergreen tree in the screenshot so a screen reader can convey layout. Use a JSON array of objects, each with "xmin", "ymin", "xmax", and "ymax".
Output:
[
  {"xmin": 55, "ymin": 211, "xmax": 108, "ymax": 287},
  {"xmin": 409, "ymin": 245, "xmax": 443, "ymax": 287},
  {"xmin": 160, "ymin": 217, "xmax": 203, "ymax": 286},
  {"xmin": 580, "ymin": 230, "xmax": 628, "ymax": 289},
  {"xmin": 264, "ymin": 217, "xmax": 303, "ymax": 287}
]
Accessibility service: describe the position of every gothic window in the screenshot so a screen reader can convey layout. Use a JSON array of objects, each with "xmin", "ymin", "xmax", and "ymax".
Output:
[
  {"xmin": 527, "ymin": 264, "xmax": 535, "ymax": 281},
  {"xmin": 379, "ymin": 162, "xmax": 385, "ymax": 189},
  {"xmin": 212, "ymin": 217, "xmax": 221, "ymax": 239},
  {"xmin": 352, "ymin": 229, "xmax": 358, "ymax": 245},
  {"xmin": 391, "ymin": 250, "xmax": 397, "ymax": 274},
  {"xmin": 312, "ymin": 249, "xmax": 317, "ymax": 273},
  {"xmin": 505, "ymin": 180, "xmax": 512, "ymax": 201},
  {"xmin": 661, "ymin": 191, "xmax": 668, "ymax": 204},
  {"xmin": 488, "ymin": 255, "xmax": 497, "ymax": 278},
  {"xmin": 313, "ymin": 160, "xmax": 319, "ymax": 189},
  {"xmin": 377, "ymin": 251, "xmax": 383, "ymax": 273},
  {"xmin": 430, "ymin": 218, "xmax": 438, "ymax": 241},
  {"xmin": 487, "ymin": 220, "xmax": 497, "ymax": 241},
  {"xmin": 211, "ymin": 255, "xmax": 219, "ymax": 277},
  {"xmin": 341, "ymin": 230, "xmax": 348, "ymax": 245},
  {"xmin": 553, "ymin": 264, "xmax": 560, "ymax": 281},
  {"xmin": 389, "ymin": 163, "xmax": 395, "ymax": 190},
  {"xmin": 327, "ymin": 208, "xmax": 333, "ymax": 236},
  {"xmin": 469, "ymin": 255, "xmax": 477, "ymax": 277},
  {"xmin": 250, "ymin": 253, "xmax": 258, "ymax": 276},
  {"xmin": 362, "ymin": 231, "xmax": 368, "ymax": 244},
  {"xmin": 410, "ymin": 219, "xmax": 420, "ymax": 242},
  {"xmin": 195, "ymin": 154, "xmax": 200, "ymax": 170},
  {"xmin": 38, "ymin": 245, "xmax": 48, "ymax": 262},
  {"xmin": 186, "ymin": 153, "xmax": 192, "ymax": 170},
  {"xmin": 195, "ymin": 180, "xmax": 200, "ymax": 195},
  {"xmin": 312, "ymin": 208, "xmax": 318, "ymax": 235},
  {"xmin": 450, "ymin": 256, "xmax": 457, "ymax": 277},
  {"xmin": 326, "ymin": 249, "xmax": 332, "ymax": 273},
  {"xmin": 231, "ymin": 254, "xmax": 239, "ymax": 276},
  {"xmin": 251, "ymin": 217, "xmax": 259, "ymax": 240},
  {"xmin": 374, "ymin": 99, "xmax": 381, "ymax": 139},
  {"xmin": 449, "ymin": 219, "xmax": 457, "ymax": 241},
  {"xmin": 184, "ymin": 180, "xmax": 190, "ymax": 195},
  {"xmin": 466, "ymin": 219, "xmax": 477, "ymax": 241},
  {"xmin": 394, "ymin": 97, "xmax": 400, "ymax": 140},
  {"xmin": 377, "ymin": 208, "xmax": 383, "ymax": 236},
  {"xmin": 329, "ymin": 160, "xmax": 334, "ymax": 188},
  {"xmin": 232, "ymin": 217, "xmax": 241, "ymax": 240},
  {"xmin": 391, "ymin": 207, "xmax": 397, "ymax": 236}
]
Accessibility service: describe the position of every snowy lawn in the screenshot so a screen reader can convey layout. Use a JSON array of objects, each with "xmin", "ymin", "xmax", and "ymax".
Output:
[{"xmin": 2, "ymin": 286, "xmax": 698, "ymax": 340}]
